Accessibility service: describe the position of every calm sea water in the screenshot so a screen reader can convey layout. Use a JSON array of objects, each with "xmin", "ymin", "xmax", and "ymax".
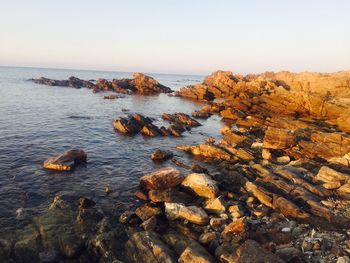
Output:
[{"xmin": 0, "ymin": 66, "xmax": 224, "ymax": 234}]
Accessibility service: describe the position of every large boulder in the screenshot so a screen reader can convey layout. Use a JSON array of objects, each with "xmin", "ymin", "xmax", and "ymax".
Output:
[
  {"xmin": 177, "ymin": 144, "xmax": 232, "ymax": 161},
  {"xmin": 164, "ymin": 203, "xmax": 209, "ymax": 225},
  {"xmin": 263, "ymin": 127, "xmax": 295, "ymax": 149},
  {"xmin": 222, "ymin": 239, "xmax": 285, "ymax": 263},
  {"xmin": 131, "ymin": 73, "xmax": 172, "ymax": 95},
  {"xmin": 140, "ymin": 167, "xmax": 183, "ymax": 190},
  {"xmin": 125, "ymin": 231, "xmax": 177, "ymax": 263},
  {"xmin": 43, "ymin": 149, "xmax": 87, "ymax": 171},
  {"xmin": 181, "ymin": 173, "xmax": 219, "ymax": 199}
]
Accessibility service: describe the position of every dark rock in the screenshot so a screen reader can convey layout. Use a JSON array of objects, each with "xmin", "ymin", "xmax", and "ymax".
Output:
[
  {"xmin": 151, "ymin": 149, "xmax": 173, "ymax": 161},
  {"xmin": 125, "ymin": 231, "xmax": 177, "ymax": 263}
]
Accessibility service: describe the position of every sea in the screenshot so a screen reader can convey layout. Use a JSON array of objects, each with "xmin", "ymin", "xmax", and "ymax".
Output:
[{"xmin": 0, "ymin": 66, "xmax": 224, "ymax": 235}]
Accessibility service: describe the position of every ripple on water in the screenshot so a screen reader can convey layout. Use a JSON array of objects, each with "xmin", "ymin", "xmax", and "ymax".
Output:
[{"xmin": 0, "ymin": 67, "xmax": 223, "ymax": 234}]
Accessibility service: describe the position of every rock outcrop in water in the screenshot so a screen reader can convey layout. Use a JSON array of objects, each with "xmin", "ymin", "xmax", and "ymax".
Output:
[
  {"xmin": 113, "ymin": 113, "xmax": 201, "ymax": 137},
  {"xmin": 31, "ymin": 72, "xmax": 172, "ymax": 95},
  {"xmin": 43, "ymin": 149, "xmax": 87, "ymax": 171}
]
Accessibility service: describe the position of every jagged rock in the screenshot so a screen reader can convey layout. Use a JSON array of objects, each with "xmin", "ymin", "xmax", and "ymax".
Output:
[
  {"xmin": 140, "ymin": 124, "xmax": 161, "ymax": 137},
  {"xmin": 223, "ymin": 239, "xmax": 285, "ymax": 263},
  {"xmin": 134, "ymin": 190, "xmax": 148, "ymax": 201},
  {"xmin": 192, "ymin": 110, "xmax": 211, "ymax": 119},
  {"xmin": 204, "ymin": 197, "xmax": 226, "ymax": 214},
  {"xmin": 176, "ymin": 85, "xmax": 215, "ymax": 101},
  {"xmin": 135, "ymin": 203, "xmax": 161, "ymax": 221},
  {"xmin": 79, "ymin": 197, "xmax": 96, "ymax": 208},
  {"xmin": 178, "ymin": 244, "xmax": 215, "ymax": 263},
  {"xmin": 228, "ymin": 205, "xmax": 245, "ymax": 219},
  {"xmin": 140, "ymin": 216, "xmax": 157, "ymax": 231},
  {"xmin": 163, "ymin": 113, "xmax": 201, "ymax": 127},
  {"xmin": 163, "ymin": 230, "xmax": 214, "ymax": 261},
  {"xmin": 199, "ymin": 232, "xmax": 217, "ymax": 245},
  {"xmin": 131, "ymin": 72, "xmax": 172, "ymax": 95},
  {"xmin": 263, "ymin": 127, "xmax": 295, "ymax": 149},
  {"xmin": 181, "ymin": 173, "xmax": 219, "ymax": 199},
  {"xmin": 32, "ymin": 73, "xmax": 172, "ymax": 95},
  {"xmin": 125, "ymin": 231, "xmax": 177, "ymax": 263},
  {"xmin": 151, "ymin": 149, "xmax": 173, "ymax": 161},
  {"xmin": 168, "ymin": 124, "xmax": 185, "ymax": 137},
  {"xmin": 113, "ymin": 117, "xmax": 141, "ymax": 134},
  {"xmin": 148, "ymin": 188, "xmax": 192, "ymax": 203},
  {"xmin": 177, "ymin": 144, "xmax": 232, "ymax": 161},
  {"xmin": 140, "ymin": 167, "xmax": 183, "ymax": 190},
  {"xmin": 315, "ymin": 166, "xmax": 348, "ymax": 185},
  {"xmin": 165, "ymin": 202, "xmax": 209, "ymax": 225},
  {"xmin": 221, "ymin": 218, "xmax": 246, "ymax": 239},
  {"xmin": 43, "ymin": 149, "xmax": 87, "ymax": 171}
]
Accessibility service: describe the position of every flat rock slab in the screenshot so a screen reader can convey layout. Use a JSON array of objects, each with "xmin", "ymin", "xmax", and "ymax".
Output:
[{"xmin": 43, "ymin": 149, "xmax": 87, "ymax": 171}]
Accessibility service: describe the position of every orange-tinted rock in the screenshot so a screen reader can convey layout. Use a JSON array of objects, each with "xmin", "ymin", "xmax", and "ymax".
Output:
[
  {"xmin": 177, "ymin": 144, "xmax": 232, "ymax": 161},
  {"xmin": 140, "ymin": 167, "xmax": 183, "ymax": 191},
  {"xmin": 43, "ymin": 149, "xmax": 87, "ymax": 171},
  {"xmin": 181, "ymin": 173, "xmax": 219, "ymax": 199},
  {"xmin": 135, "ymin": 203, "xmax": 162, "ymax": 221},
  {"xmin": 165, "ymin": 202, "xmax": 209, "ymax": 225},
  {"xmin": 263, "ymin": 127, "xmax": 295, "ymax": 149}
]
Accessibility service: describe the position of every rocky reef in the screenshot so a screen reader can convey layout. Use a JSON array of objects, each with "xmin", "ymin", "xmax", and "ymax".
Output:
[
  {"xmin": 31, "ymin": 72, "xmax": 173, "ymax": 95},
  {"xmin": 9, "ymin": 69, "xmax": 350, "ymax": 263}
]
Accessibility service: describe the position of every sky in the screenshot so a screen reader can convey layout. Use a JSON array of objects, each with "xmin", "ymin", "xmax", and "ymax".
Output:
[{"xmin": 0, "ymin": 0, "xmax": 349, "ymax": 75}]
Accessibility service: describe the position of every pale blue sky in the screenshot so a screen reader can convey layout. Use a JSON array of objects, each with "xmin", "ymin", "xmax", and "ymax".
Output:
[{"xmin": 0, "ymin": 0, "xmax": 349, "ymax": 74}]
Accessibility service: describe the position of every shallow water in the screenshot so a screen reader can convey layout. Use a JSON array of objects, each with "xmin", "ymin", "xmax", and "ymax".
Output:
[{"xmin": 0, "ymin": 66, "xmax": 224, "ymax": 234}]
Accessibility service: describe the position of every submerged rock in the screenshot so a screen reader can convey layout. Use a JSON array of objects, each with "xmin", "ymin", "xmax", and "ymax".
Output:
[{"xmin": 43, "ymin": 149, "xmax": 87, "ymax": 171}]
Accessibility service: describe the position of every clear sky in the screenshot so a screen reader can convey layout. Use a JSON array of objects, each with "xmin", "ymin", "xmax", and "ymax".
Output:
[{"xmin": 0, "ymin": 0, "xmax": 349, "ymax": 75}]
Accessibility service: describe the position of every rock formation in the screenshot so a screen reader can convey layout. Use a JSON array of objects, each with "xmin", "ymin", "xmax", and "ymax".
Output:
[{"xmin": 31, "ymin": 73, "xmax": 172, "ymax": 95}]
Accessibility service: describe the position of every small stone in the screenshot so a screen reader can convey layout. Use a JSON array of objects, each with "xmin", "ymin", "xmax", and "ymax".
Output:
[
  {"xmin": 276, "ymin": 156, "xmax": 291, "ymax": 164},
  {"xmin": 140, "ymin": 216, "xmax": 157, "ymax": 231},
  {"xmin": 204, "ymin": 197, "xmax": 226, "ymax": 214},
  {"xmin": 79, "ymin": 197, "xmax": 96, "ymax": 208},
  {"xmin": 281, "ymin": 227, "xmax": 291, "ymax": 233},
  {"xmin": 222, "ymin": 218, "xmax": 246, "ymax": 239},
  {"xmin": 228, "ymin": 205, "xmax": 244, "ymax": 219},
  {"xmin": 151, "ymin": 149, "xmax": 173, "ymax": 161},
  {"xmin": 210, "ymin": 217, "xmax": 227, "ymax": 228},
  {"xmin": 119, "ymin": 211, "xmax": 135, "ymax": 224},
  {"xmin": 251, "ymin": 142, "xmax": 263, "ymax": 149},
  {"xmin": 199, "ymin": 232, "xmax": 217, "ymax": 245},
  {"xmin": 262, "ymin": 149, "xmax": 272, "ymax": 160}
]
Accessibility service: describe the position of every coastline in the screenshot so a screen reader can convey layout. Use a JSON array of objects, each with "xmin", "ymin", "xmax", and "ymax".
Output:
[{"xmin": 2, "ymin": 69, "xmax": 350, "ymax": 262}]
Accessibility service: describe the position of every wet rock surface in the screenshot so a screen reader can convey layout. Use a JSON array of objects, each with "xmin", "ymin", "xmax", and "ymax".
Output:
[
  {"xmin": 14, "ymin": 69, "xmax": 350, "ymax": 263},
  {"xmin": 43, "ymin": 149, "xmax": 87, "ymax": 171}
]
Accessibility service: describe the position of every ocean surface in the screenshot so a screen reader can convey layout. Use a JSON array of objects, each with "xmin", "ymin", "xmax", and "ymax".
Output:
[{"xmin": 0, "ymin": 66, "xmax": 224, "ymax": 235}]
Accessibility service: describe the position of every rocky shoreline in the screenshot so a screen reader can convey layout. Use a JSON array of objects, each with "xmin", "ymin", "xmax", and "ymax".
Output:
[{"xmin": 4, "ymin": 70, "xmax": 350, "ymax": 262}]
